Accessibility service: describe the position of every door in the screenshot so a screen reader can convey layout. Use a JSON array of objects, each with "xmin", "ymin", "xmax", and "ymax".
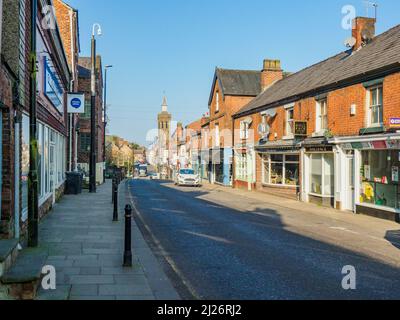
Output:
[{"xmin": 345, "ymin": 154, "xmax": 355, "ymax": 211}]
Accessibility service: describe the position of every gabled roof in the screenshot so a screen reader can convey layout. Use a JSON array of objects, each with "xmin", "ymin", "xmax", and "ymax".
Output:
[
  {"xmin": 208, "ymin": 68, "xmax": 261, "ymax": 106},
  {"xmin": 235, "ymin": 24, "xmax": 400, "ymax": 117}
]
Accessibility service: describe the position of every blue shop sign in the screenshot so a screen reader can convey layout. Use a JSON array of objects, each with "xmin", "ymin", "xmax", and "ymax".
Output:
[{"xmin": 44, "ymin": 57, "xmax": 64, "ymax": 113}]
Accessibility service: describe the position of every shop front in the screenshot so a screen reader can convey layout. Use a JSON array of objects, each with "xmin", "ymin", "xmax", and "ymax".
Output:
[
  {"xmin": 256, "ymin": 140, "xmax": 301, "ymax": 200},
  {"xmin": 301, "ymin": 140, "xmax": 335, "ymax": 207},
  {"xmin": 333, "ymin": 134, "xmax": 400, "ymax": 221},
  {"xmin": 211, "ymin": 148, "xmax": 232, "ymax": 186}
]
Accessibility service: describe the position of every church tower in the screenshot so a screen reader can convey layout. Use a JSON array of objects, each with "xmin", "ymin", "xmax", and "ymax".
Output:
[{"xmin": 157, "ymin": 96, "xmax": 172, "ymax": 150}]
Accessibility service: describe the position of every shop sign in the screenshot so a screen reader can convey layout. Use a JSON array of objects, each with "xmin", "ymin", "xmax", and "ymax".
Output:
[
  {"xmin": 44, "ymin": 56, "xmax": 64, "ymax": 113},
  {"xmin": 294, "ymin": 121, "xmax": 307, "ymax": 137},
  {"xmin": 387, "ymin": 140, "xmax": 400, "ymax": 149},
  {"xmin": 372, "ymin": 141, "xmax": 387, "ymax": 150},
  {"xmin": 67, "ymin": 93, "xmax": 85, "ymax": 113},
  {"xmin": 389, "ymin": 118, "xmax": 400, "ymax": 128},
  {"xmin": 305, "ymin": 146, "xmax": 333, "ymax": 153}
]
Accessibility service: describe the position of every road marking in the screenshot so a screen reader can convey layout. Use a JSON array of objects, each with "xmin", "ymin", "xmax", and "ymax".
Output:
[{"xmin": 128, "ymin": 185, "xmax": 201, "ymax": 300}]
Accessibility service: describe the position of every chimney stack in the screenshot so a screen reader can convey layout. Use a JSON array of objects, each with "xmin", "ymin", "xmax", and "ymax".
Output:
[
  {"xmin": 352, "ymin": 17, "xmax": 376, "ymax": 50},
  {"xmin": 261, "ymin": 59, "xmax": 283, "ymax": 91}
]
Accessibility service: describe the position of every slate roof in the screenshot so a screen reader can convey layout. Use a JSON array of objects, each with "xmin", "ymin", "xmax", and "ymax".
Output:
[
  {"xmin": 208, "ymin": 68, "xmax": 261, "ymax": 105},
  {"xmin": 236, "ymin": 24, "xmax": 400, "ymax": 117}
]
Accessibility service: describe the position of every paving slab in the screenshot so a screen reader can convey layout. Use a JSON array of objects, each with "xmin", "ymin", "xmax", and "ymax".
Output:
[{"xmin": 35, "ymin": 180, "xmax": 179, "ymax": 300}]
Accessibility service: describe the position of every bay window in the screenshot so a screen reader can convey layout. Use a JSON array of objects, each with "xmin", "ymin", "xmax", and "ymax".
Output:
[{"xmin": 262, "ymin": 154, "xmax": 299, "ymax": 186}]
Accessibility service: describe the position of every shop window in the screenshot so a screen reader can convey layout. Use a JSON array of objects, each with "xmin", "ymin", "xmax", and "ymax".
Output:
[
  {"xmin": 368, "ymin": 86, "xmax": 383, "ymax": 127},
  {"xmin": 262, "ymin": 154, "xmax": 299, "ymax": 186},
  {"xmin": 316, "ymin": 99, "xmax": 328, "ymax": 133},
  {"xmin": 21, "ymin": 114, "xmax": 29, "ymax": 213},
  {"xmin": 236, "ymin": 153, "xmax": 248, "ymax": 181},
  {"xmin": 310, "ymin": 153, "xmax": 334, "ymax": 196},
  {"xmin": 360, "ymin": 150, "xmax": 399, "ymax": 209}
]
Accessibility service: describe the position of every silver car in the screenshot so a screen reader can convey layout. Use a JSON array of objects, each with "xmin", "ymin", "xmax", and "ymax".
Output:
[{"xmin": 175, "ymin": 169, "xmax": 201, "ymax": 187}]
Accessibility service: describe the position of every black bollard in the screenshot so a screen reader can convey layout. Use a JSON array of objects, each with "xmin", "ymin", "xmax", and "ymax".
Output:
[
  {"xmin": 112, "ymin": 178, "xmax": 115, "ymax": 204},
  {"xmin": 113, "ymin": 182, "xmax": 118, "ymax": 222},
  {"xmin": 123, "ymin": 205, "xmax": 133, "ymax": 267}
]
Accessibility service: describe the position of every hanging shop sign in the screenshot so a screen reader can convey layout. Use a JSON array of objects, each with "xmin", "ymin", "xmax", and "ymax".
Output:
[
  {"xmin": 294, "ymin": 121, "xmax": 308, "ymax": 137},
  {"xmin": 67, "ymin": 93, "xmax": 85, "ymax": 114},
  {"xmin": 44, "ymin": 56, "xmax": 64, "ymax": 113}
]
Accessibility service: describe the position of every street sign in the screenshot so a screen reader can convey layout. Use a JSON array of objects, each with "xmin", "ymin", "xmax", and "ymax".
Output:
[{"xmin": 67, "ymin": 93, "xmax": 85, "ymax": 113}]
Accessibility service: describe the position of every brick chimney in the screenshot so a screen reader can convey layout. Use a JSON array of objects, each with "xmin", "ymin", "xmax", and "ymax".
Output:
[
  {"xmin": 261, "ymin": 59, "xmax": 283, "ymax": 91},
  {"xmin": 352, "ymin": 17, "xmax": 376, "ymax": 50}
]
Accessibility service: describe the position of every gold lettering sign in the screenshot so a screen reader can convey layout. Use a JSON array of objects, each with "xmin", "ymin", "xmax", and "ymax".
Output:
[{"xmin": 294, "ymin": 121, "xmax": 307, "ymax": 136}]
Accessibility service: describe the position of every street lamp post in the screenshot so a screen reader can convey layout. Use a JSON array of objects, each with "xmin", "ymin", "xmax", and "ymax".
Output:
[
  {"xmin": 89, "ymin": 23, "xmax": 102, "ymax": 193},
  {"xmin": 103, "ymin": 65, "xmax": 113, "ymax": 182}
]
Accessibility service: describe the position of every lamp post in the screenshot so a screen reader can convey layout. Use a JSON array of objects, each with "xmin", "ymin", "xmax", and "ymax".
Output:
[
  {"xmin": 89, "ymin": 23, "xmax": 102, "ymax": 193},
  {"xmin": 103, "ymin": 65, "xmax": 113, "ymax": 182},
  {"xmin": 28, "ymin": 0, "xmax": 39, "ymax": 247}
]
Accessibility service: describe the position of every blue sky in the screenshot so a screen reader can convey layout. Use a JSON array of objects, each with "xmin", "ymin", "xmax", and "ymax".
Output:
[{"xmin": 66, "ymin": 0, "xmax": 400, "ymax": 146}]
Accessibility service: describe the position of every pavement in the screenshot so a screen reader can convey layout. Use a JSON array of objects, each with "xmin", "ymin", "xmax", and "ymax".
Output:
[
  {"xmin": 36, "ymin": 180, "xmax": 180, "ymax": 300},
  {"xmin": 129, "ymin": 178, "xmax": 400, "ymax": 300}
]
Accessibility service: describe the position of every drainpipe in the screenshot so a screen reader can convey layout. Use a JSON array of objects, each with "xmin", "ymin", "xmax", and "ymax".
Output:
[{"xmin": 231, "ymin": 116, "xmax": 235, "ymax": 189}]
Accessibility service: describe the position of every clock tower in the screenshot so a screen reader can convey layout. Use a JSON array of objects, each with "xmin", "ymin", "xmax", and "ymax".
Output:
[{"xmin": 157, "ymin": 96, "xmax": 172, "ymax": 159}]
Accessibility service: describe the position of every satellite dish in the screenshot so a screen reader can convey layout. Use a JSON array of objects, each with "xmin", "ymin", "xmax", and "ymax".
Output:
[{"xmin": 344, "ymin": 37, "xmax": 356, "ymax": 48}]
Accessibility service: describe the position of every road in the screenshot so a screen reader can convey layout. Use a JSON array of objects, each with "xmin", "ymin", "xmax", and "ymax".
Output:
[{"xmin": 128, "ymin": 178, "xmax": 400, "ymax": 300}]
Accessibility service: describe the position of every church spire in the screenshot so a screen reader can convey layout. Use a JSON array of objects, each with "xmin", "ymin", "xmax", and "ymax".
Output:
[{"xmin": 161, "ymin": 96, "xmax": 168, "ymax": 112}]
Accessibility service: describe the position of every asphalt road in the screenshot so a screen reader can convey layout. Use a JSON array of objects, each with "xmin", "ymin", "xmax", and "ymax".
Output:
[{"xmin": 129, "ymin": 178, "xmax": 400, "ymax": 300}]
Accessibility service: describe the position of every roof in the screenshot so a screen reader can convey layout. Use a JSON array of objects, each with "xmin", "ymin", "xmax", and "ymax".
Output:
[
  {"xmin": 236, "ymin": 24, "xmax": 400, "ymax": 117},
  {"xmin": 186, "ymin": 119, "xmax": 202, "ymax": 133},
  {"xmin": 208, "ymin": 68, "xmax": 261, "ymax": 106}
]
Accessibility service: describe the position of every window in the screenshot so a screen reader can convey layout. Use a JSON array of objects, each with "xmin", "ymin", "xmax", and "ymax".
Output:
[
  {"xmin": 215, "ymin": 91, "xmax": 220, "ymax": 112},
  {"xmin": 240, "ymin": 121, "xmax": 249, "ymax": 140},
  {"xmin": 82, "ymin": 101, "xmax": 91, "ymax": 119},
  {"xmin": 80, "ymin": 133, "xmax": 91, "ymax": 152},
  {"xmin": 262, "ymin": 154, "xmax": 299, "ymax": 186},
  {"xmin": 236, "ymin": 153, "xmax": 248, "ymax": 181},
  {"xmin": 215, "ymin": 124, "xmax": 220, "ymax": 147},
  {"xmin": 286, "ymin": 107, "xmax": 294, "ymax": 137},
  {"xmin": 310, "ymin": 153, "xmax": 334, "ymax": 196},
  {"xmin": 360, "ymin": 150, "xmax": 400, "ymax": 209},
  {"xmin": 368, "ymin": 86, "xmax": 383, "ymax": 126},
  {"xmin": 21, "ymin": 115, "xmax": 29, "ymax": 213},
  {"xmin": 316, "ymin": 99, "xmax": 328, "ymax": 132}
]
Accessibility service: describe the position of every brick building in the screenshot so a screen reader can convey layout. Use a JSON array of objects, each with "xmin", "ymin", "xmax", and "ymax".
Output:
[
  {"xmin": 206, "ymin": 68, "xmax": 262, "ymax": 186},
  {"xmin": 53, "ymin": 0, "xmax": 80, "ymax": 172},
  {"xmin": 234, "ymin": 17, "xmax": 400, "ymax": 221},
  {"xmin": 0, "ymin": 0, "xmax": 72, "ymax": 239},
  {"xmin": 185, "ymin": 119, "xmax": 202, "ymax": 174},
  {"xmin": 77, "ymin": 56, "xmax": 105, "ymax": 185}
]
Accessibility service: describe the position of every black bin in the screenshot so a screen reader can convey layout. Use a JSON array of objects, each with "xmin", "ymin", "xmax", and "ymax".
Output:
[{"xmin": 65, "ymin": 172, "xmax": 83, "ymax": 195}]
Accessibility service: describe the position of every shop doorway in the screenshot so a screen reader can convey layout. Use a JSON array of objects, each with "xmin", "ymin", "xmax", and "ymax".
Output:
[{"xmin": 344, "ymin": 154, "xmax": 355, "ymax": 211}]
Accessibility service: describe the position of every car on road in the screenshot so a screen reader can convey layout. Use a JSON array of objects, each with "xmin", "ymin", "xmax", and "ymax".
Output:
[
  {"xmin": 139, "ymin": 165, "xmax": 148, "ymax": 177},
  {"xmin": 175, "ymin": 169, "xmax": 201, "ymax": 187}
]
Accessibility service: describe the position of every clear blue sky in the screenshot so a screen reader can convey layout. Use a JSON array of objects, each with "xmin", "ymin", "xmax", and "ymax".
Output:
[{"xmin": 66, "ymin": 0, "xmax": 400, "ymax": 146}]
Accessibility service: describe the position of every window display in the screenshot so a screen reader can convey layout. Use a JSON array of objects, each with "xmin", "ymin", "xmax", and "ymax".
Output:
[
  {"xmin": 360, "ymin": 150, "xmax": 400, "ymax": 209},
  {"xmin": 262, "ymin": 154, "xmax": 299, "ymax": 186}
]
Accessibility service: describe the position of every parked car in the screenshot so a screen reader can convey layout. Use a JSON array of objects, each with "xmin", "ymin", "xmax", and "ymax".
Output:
[{"xmin": 175, "ymin": 169, "xmax": 201, "ymax": 187}]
